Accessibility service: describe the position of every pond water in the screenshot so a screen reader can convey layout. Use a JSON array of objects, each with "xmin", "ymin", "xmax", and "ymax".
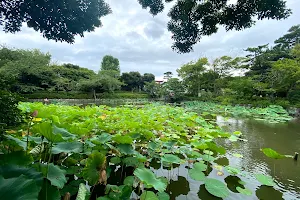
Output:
[{"xmin": 147, "ymin": 117, "xmax": 300, "ymax": 200}]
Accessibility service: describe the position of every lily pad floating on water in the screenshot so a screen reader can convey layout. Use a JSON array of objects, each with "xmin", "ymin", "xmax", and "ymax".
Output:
[
  {"xmin": 255, "ymin": 174, "xmax": 276, "ymax": 186},
  {"xmin": 261, "ymin": 148, "xmax": 292, "ymax": 159},
  {"xmin": 204, "ymin": 178, "xmax": 230, "ymax": 198},
  {"xmin": 188, "ymin": 168, "xmax": 206, "ymax": 181},
  {"xmin": 236, "ymin": 186, "xmax": 252, "ymax": 196},
  {"xmin": 232, "ymin": 153, "xmax": 243, "ymax": 158},
  {"xmin": 225, "ymin": 166, "xmax": 240, "ymax": 175}
]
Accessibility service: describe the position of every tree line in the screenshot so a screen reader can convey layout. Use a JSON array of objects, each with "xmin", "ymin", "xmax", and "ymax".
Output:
[
  {"xmin": 1, "ymin": 24, "xmax": 300, "ymax": 107},
  {"xmin": 154, "ymin": 24, "xmax": 300, "ymax": 107},
  {"xmin": 0, "ymin": 48, "xmax": 155, "ymax": 98}
]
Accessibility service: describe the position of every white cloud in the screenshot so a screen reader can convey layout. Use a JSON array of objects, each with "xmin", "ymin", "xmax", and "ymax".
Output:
[{"xmin": 0, "ymin": 0, "xmax": 299, "ymax": 78}]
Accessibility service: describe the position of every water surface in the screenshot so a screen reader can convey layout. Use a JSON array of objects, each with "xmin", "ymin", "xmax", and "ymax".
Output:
[{"xmin": 150, "ymin": 117, "xmax": 300, "ymax": 200}]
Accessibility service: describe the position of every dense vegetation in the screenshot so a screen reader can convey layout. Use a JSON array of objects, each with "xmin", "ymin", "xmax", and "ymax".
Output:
[
  {"xmin": 1, "ymin": 25, "xmax": 299, "ymax": 108},
  {"xmin": 0, "ymin": 102, "xmax": 290, "ymax": 200},
  {"xmin": 171, "ymin": 25, "xmax": 300, "ymax": 107},
  {"xmin": 0, "ymin": 47, "xmax": 155, "ymax": 97}
]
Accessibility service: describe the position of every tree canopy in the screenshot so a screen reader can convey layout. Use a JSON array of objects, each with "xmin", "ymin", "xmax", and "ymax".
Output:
[
  {"xmin": 0, "ymin": 0, "xmax": 111, "ymax": 43},
  {"xmin": 0, "ymin": 0, "xmax": 292, "ymax": 53},
  {"xmin": 100, "ymin": 55, "xmax": 120, "ymax": 73}
]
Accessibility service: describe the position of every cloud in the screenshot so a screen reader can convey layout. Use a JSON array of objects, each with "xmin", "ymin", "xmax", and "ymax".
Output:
[{"xmin": 0, "ymin": 0, "xmax": 299, "ymax": 78}]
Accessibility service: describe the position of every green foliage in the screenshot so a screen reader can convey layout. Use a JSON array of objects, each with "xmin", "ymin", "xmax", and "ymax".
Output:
[
  {"xmin": 0, "ymin": 175, "xmax": 40, "ymax": 200},
  {"xmin": 184, "ymin": 101, "xmax": 292, "ymax": 123},
  {"xmin": 101, "ymin": 55, "xmax": 120, "ymax": 73},
  {"xmin": 75, "ymin": 183, "xmax": 90, "ymax": 200},
  {"xmin": 140, "ymin": 191, "xmax": 158, "ymax": 200},
  {"xmin": 121, "ymin": 71, "xmax": 142, "ymax": 91},
  {"xmin": 236, "ymin": 186, "xmax": 253, "ymax": 196},
  {"xmin": 275, "ymin": 25, "xmax": 300, "ymax": 49},
  {"xmin": 204, "ymin": 178, "xmax": 230, "ymax": 198},
  {"xmin": 0, "ymin": 90, "xmax": 22, "ymax": 128},
  {"xmin": 164, "ymin": 78, "xmax": 185, "ymax": 102},
  {"xmin": 144, "ymin": 81, "xmax": 164, "ymax": 98},
  {"xmin": 39, "ymin": 180, "xmax": 60, "ymax": 200},
  {"xmin": 161, "ymin": 154, "xmax": 182, "ymax": 164},
  {"xmin": 0, "ymin": 0, "xmax": 111, "ymax": 43},
  {"xmin": 157, "ymin": 192, "xmax": 170, "ymax": 200},
  {"xmin": 51, "ymin": 141, "xmax": 83, "ymax": 154},
  {"xmin": 166, "ymin": 1, "xmax": 290, "ymax": 53},
  {"xmin": 188, "ymin": 162, "xmax": 206, "ymax": 181},
  {"xmin": 177, "ymin": 58, "xmax": 208, "ymax": 96},
  {"xmin": 255, "ymin": 174, "xmax": 276, "ymax": 186},
  {"xmin": 134, "ymin": 168, "xmax": 167, "ymax": 192},
  {"xmin": 82, "ymin": 152, "xmax": 106, "ymax": 185},
  {"xmin": 261, "ymin": 148, "xmax": 292, "ymax": 159},
  {"xmin": 47, "ymin": 163, "xmax": 67, "ymax": 189},
  {"xmin": 0, "ymin": 102, "xmax": 284, "ymax": 199}
]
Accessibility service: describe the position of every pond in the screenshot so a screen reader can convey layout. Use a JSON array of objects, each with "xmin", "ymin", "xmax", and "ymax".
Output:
[{"xmin": 142, "ymin": 117, "xmax": 300, "ymax": 200}]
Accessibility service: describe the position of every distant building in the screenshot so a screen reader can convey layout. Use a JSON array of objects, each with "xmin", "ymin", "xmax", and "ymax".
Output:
[{"xmin": 155, "ymin": 80, "xmax": 164, "ymax": 84}]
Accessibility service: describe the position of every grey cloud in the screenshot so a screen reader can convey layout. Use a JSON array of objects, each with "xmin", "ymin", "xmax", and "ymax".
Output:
[{"xmin": 144, "ymin": 21, "xmax": 165, "ymax": 39}]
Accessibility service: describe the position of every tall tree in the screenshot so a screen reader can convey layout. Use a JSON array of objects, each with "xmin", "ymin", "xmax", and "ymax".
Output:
[
  {"xmin": 177, "ymin": 58, "xmax": 208, "ymax": 96},
  {"xmin": 163, "ymin": 78, "xmax": 185, "ymax": 102},
  {"xmin": 274, "ymin": 24, "xmax": 300, "ymax": 50},
  {"xmin": 120, "ymin": 72, "xmax": 143, "ymax": 91},
  {"xmin": 100, "ymin": 55, "xmax": 120, "ymax": 73},
  {"xmin": 142, "ymin": 73, "xmax": 155, "ymax": 83},
  {"xmin": 0, "ymin": 0, "xmax": 111, "ymax": 43},
  {"xmin": 244, "ymin": 44, "xmax": 272, "ymax": 78}
]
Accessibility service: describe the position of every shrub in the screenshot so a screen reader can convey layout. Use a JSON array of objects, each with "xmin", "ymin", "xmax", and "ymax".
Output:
[
  {"xmin": 0, "ymin": 90, "xmax": 22, "ymax": 129},
  {"xmin": 22, "ymin": 91, "xmax": 91, "ymax": 99}
]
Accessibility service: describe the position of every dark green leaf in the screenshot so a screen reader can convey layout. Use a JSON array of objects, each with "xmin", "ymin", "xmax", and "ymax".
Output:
[
  {"xmin": 4, "ymin": 135, "xmax": 26, "ymax": 150},
  {"xmin": 116, "ymin": 144, "xmax": 134, "ymax": 155},
  {"xmin": 0, "ymin": 175, "xmax": 40, "ymax": 200},
  {"xmin": 0, "ymin": 151, "xmax": 33, "ymax": 166},
  {"xmin": 47, "ymin": 163, "xmax": 67, "ymax": 189},
  {"xmin": 38, "ymin": 180, "xmax": 60, "ymax": 200},
  {"xmin": 52, "ymin": 141, "xmax": 83, "ymax": 154},
  {"xmin": 82, "ymin": 152, "xmax": 106, "ymax": 185}
]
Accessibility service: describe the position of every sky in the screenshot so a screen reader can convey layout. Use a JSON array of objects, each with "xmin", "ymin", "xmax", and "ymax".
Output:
[{"xmin": 0, "ymin": 0, "xmax": 299, "ymax": 80}]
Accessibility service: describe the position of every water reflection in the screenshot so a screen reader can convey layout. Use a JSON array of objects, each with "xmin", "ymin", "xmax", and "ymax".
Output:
[
  {"xmin": 168, "ymin": 176, "xmax": 190, "ymax": 199},
  {"xmin": 217, "ymin": 116, "xmax": 300, "ymax": 199},
  {"xmin": 224, "ymin": 176, "xmax": 243, "ymax": 193},
  {"xmin": 198, "ymin": 184, "xmax": 222, "ymax": 200},
  {"xmin": 153, "ymin": 117, "xmax": 300, "ymax": 199},
  {"xmin": 256, "ymin": 185, "xmax": 284, "ymax": 200}
]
